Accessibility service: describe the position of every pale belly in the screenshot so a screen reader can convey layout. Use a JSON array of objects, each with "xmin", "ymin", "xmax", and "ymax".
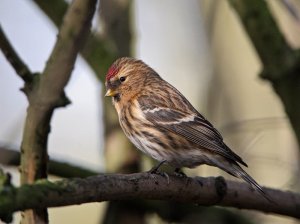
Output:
[
  {"xmin": 127, "ymin": 134, "xmax": 214, "ymax": 168},
  {"xmin": 118, "ymin": 105, "xmax": 214, "ymax": 168}
]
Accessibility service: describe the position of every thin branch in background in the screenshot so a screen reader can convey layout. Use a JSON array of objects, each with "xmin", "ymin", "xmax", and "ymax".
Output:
[
  {"xmin": 0, "ymin": 173, "xmax": 299, "ymax": 222},
  {"xmin": 220, "ymin": 117, "xmax": 288, "ymax": 134},
  {"xmin": 32, "ymin": 0, "xmax": 68, "ymax": 28},
  {"xmin": 229, "ymin": 0, "xmax": 297, "ymax": 79},
  {"xmin": 239, "ymin": 131, "xmax": 264, "ymax": 155},
  {"xmin": 0, "ymin": 25, "xmax": 33, "ymax": 83},
  {"xmin": 282, "ymin": 0, "xmax": 300, "ymax": 21},
  {"xmin": 220, "ymin": 117, "xmax": 285, "ymax": 157},
  {"xmin": 100, "ymin": 0, "xmax": 132, "ymax": 56},
  {"xmin": 33, "ymin": 0, "xmax": 116, "ymax": 80},
  {"xmin": 0, "ymin": 146, "xmax": 98, "ymax": 178}
]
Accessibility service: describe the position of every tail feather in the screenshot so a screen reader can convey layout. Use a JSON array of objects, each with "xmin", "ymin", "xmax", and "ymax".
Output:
[{"xmin": 232, "ymin": 163, "xmax": 273, "ymax": 203}]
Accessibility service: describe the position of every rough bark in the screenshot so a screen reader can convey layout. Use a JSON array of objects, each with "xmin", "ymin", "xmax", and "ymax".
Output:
[{"xmin": 0, "ymin": 173, "xmax": 299, "ymax": 222}]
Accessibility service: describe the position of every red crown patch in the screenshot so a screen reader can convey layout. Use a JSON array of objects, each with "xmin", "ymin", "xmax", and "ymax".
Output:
[{"xmin": 106, "ymin": 64, "xmax": 119, "ymax": 81}]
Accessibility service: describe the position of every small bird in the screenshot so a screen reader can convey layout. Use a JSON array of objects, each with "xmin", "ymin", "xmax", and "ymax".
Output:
[{"xmin": 105, "ymin": 57, "xmax": 269, "ymax": 200}]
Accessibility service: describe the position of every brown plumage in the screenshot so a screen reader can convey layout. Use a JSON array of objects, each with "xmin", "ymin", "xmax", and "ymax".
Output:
[{"xmin": 105, "ymin": 57, "xmax": 270, "ymax": 200}]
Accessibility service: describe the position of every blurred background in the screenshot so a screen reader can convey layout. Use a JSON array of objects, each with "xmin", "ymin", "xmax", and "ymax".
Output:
[{"xmin": 0, "ymin": 0, "xmax": 300, "ymax": 223}]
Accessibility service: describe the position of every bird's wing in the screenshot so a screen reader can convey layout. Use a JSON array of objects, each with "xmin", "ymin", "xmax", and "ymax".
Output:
[{"xmin": 140, "ymin": 102, "xmax": 247, "ymax": 167}]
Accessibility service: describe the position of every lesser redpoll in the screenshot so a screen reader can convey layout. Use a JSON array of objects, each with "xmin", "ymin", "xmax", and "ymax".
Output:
[{"xmin": 105, "ymin": 57, "xmax": 269, "ymax": 200}]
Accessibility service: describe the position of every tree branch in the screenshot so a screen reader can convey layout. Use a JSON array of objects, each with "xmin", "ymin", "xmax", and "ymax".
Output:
[
  {"xmin": 0, "ymin": 146, "xmax": 98, "ymax": 178},
  {"xmin": 0, "ymin": 173, "xmax": 299, "ymax": 222},
  {"xmin": 100, "ymin": 0, "xmax": 132, "ymax": 57},
  {"xmin": 0, "ymin": 25, "xmax": 33, "ymax": 83},
  {"xmin": 31, "ymin": 0, "xmax": 68, "ymax": 29},
  {"xmin": 0, "ymin": 147, "xmax": 249, "ymax": 223},
  {"xmin": 229, "ymin": 0, "xmax": 298, "ymax": 79},
  {"xmin": 33, "ymin": 0, "xmax": 116, "ymax": 80},
  {"xmin": 228, "ymin": 0, "xmax": 300, "ymax": 147},
  {"xmin": 19, "ymin": 0, "xmax": 97, "ymax": 222}
]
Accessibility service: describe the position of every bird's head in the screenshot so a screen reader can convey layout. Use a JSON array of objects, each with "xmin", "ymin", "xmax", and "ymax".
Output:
[{"xmin": 105, "ymin": 57, "xmax": 158, "ymax": 103}]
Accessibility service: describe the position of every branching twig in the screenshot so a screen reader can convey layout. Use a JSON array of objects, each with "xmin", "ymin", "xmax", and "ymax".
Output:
[
  {"xmin": 0, "ymin": 173, "xmax": 299, "ymax": 222},
  {"xmin": 19, "ymin": 0, "xmax": 97, "ymax": 222}
]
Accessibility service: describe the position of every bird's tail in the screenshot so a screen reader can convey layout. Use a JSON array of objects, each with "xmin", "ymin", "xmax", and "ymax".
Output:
[{"xmin": 230, "ymin": 163, "xmax": 273, "ymax": 203}]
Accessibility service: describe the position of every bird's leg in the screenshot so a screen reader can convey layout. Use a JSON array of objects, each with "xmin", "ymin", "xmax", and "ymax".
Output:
[
  {"xmin": 147, "ymin": 160, "xmax": 170, "ymax": 184},
  {"xmin": 174, "ymin": 168, "xmax": 190, "ymax": 185}
]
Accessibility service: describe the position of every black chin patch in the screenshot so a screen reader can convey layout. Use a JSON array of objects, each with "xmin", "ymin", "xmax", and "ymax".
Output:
[{"xmin": 113, "ymin": 93, "xmax": 121, "ymax": 102}]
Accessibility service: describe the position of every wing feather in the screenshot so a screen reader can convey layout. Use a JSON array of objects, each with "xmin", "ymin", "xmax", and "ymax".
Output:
[{"xmin": 139, "ymin": 98, "xmax": 247, "ymax": 167}]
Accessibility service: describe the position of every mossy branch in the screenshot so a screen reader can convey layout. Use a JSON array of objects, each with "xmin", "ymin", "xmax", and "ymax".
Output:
[
  {"xmin": 229, "ymin": 0, "xmax": 299, "ymax": 80},
  {"xmin": 0, "ymin": 173, "xmax": 299, "ymax": 223},
  {"xmin": 229, "ymin": 0, "xmax": 300, "ymax": 146}
]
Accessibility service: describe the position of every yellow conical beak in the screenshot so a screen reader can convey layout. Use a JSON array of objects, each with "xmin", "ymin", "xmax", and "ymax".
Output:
[{"xmin": 105, "ymin": 89, "xmax": 118, "ymax": 97}]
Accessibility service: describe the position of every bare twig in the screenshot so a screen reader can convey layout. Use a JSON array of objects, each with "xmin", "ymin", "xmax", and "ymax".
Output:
[
  {"xmin": 0, "ymin": 146, "xmax": 98, "ymax": 178},
  {"xmin": 0, "ymin": 173, "xmax": 299, "ymax": 222},
  {"xmin": 19, "ymin": 0, "xmax": 97, "ymax": 222},
  {"xmin": 281, "ymin": 0, "xmax": 300, "ymax": 21},
  {"xmin": 0, "ymin": 25, "xmax": 33, "ymax": 83}
]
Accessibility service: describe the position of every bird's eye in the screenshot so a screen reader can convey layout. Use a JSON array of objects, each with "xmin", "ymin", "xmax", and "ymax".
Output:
[{"xmin": 119, "ymin": 76, "xmax": 126, "ymax": 82}]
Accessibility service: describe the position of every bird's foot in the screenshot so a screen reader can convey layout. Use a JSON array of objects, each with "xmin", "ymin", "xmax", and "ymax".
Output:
[
  {"xmin": 174, "ymin": 168, "xmax": 187, "ymax": 178},
  {"xmin": 147, "ymin": 160, "xmax": 169, "ymax": 184},
  {"xmin": 174, "ymin": 168, "xmax": 190, "ymax": 185}
]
